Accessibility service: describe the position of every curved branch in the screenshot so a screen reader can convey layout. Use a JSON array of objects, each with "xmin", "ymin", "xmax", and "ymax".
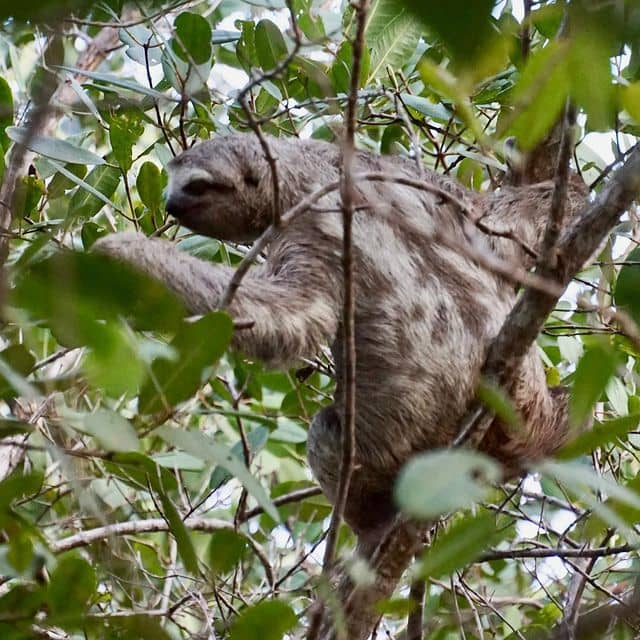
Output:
[{"xmin": 50, "ymin": 516, "xmax": 273, "ymax": 586}]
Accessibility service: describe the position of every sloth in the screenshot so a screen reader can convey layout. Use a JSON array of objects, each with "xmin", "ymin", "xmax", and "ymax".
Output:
[{"xmin": 94, "ymin": 134, "xmax": 587, "ymax": 545}]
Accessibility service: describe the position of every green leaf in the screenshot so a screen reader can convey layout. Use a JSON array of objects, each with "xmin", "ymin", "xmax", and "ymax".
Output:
[
  {"xmin": 558, "ymin": 414, "xmax": 640, "ymax": 459},
  {"xmin": 174, "ymin": 12, "xmax": 212, "ymax": 65},
  {"xmin": 11, "ymin": 250, "xmax": 186, "ymax": 338},
  {"xmin": 48, "ymin": 163, "xmax": 88, "ymax": 199},
  {"xmin": 56, "ymin": 65, "xmax": 175, "ymax": 102},
  {"xmin": 158, "ymin": 426, "xmax": 279, "ymax": 521},
  {"xmin": 81, "ymin": 408, "xmax": 140, "ymax": 452},
  {"xmin": 614, "ymin": 246, "xmax": 640, "ymax": 325},
  {"xmin": 398, "ymin": 0, "xmax": 495, "ymax": 68},
  {"xmin": 366, "ymin": 0, "xmax": 421, "ymax": 81},
  {"xmin": 67, "ymin": 164, "xmax": 121, "ymax": 220},
  {"xmin": 622, "ymin": 82, "xmax": 640, "ymax": 124},
  {"xmin": 504, "ymin": 42, "xmax": 570, "ymax": 150},
  {"xmin": 254, "ymin": 20, "xmax": 288, "ymax": 72},
  {"xmin": 104, "ymin": 452, "xmax": 179, "ymax": 493},
  {"xmin": 108, "ymin": 112, "xmax": 144, "ymax": 172},
  {"xmin": 570, "ymin": 343, "xmax": 618, "ymax": 428},
  {"xmin": 417, "ymin": 512, "xmax": 500, "ymax": 579},
  {"xmin": 476, "ymin": 378, "xmax": 522, "ymax": 430},
  {"xmin": 568, "ymin": 29, "xmax": 615, "ymax": 131},
  {"xmin": 136, "ymin": 161, "xmax": 164, "ymax": 211},
  {"xmin": 0, "ymin": 472, "xmax": 43, "ymax": 521},
  {"xmin": 229, "ymin": 600, "xmax": 297, "ymax": 640},
  {"xmin": 208, "ymin": 529, "xmax": 247, "ymax": 575},
  {"xmin": 6, "ymin": 127, "xmax": 105, "ymax": 165},
  {"xmin": 271, "ymin": 417, "xmax": 307, "ymax": 443},
  {"xmin": 156, "ymin": 487, "xmax": 199, "ymax": 575},
  {"xmin": 538, "ymin": 460, "xmax": 640, "ymax": 537},
  {"xmin": 0, "ymin": 76, "xmax": 13, "ymax": 151},
  {"xmin": 139, "ymin": 313, "xmax": 233, "ymax": 413},
  {"xmin": 0, "ymin": 344, "xmax": 35, "ymax": 399},
  {"xmin": 209, "ymin": 425, "xmax": 270, "ymax": 488},
  {"xmin": 48, "ymin": 556, "xmax": 96, "ymax": 616},
  {"xmin": 400, "ymin": 93, "xmax": 453, "ymax": 123},
  {"xmin": 395, "ymin": 449, "xmax": 500, "ymax": 519}
]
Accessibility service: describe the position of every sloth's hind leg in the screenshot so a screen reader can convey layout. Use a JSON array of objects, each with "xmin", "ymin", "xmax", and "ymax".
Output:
[{"xmin": 307, "ymin": 406, "xmax": 397, "ymax": 549}]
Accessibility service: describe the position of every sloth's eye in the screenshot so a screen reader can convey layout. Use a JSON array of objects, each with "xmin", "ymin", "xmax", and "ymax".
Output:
[{"xmin": 183, "ymin": 179, "xmax": 234, "ymax": 197}]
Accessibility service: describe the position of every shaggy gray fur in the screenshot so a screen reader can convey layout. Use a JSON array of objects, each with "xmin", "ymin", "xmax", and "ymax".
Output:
[{"xmin": 95, "ymin": 134, "xmax": 587, "ymax": 542}]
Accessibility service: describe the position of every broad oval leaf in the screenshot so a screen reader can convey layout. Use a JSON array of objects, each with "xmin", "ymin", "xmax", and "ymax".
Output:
[
  {"xmin": 82, "ymin": 408, "xmax": 140, "ymax": 452},
  {"xmin": 255, "ymin": 20, "xmax": 288, "ymax": 72},
  {"xmin": 395, "ymin": 449, "xmax": 500, "ymax": 519},
  {"xmin": 174, "ymin": 11, "xmax": 212, "ymax": 65},
  {"xmin": 229, "ymin": 600, "xmax": 297, "ymax": 640},
  {"xmin": 48, "ymin": 557, "xmax": 96, "ymax": 616},
  {"xmin": 139, "ymin": 312, "xmax": 233, "ymax": 413}
]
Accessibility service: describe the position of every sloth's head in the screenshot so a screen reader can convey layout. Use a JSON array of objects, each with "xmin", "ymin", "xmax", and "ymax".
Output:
[{"xmin": 165, "ymin": 135, "xmax": 277, "ymax": 242}]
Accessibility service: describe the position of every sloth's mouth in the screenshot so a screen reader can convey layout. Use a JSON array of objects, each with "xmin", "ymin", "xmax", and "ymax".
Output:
[{"xmin": 165, "ymin": 198, "xmax": 201, "ymax": 222}]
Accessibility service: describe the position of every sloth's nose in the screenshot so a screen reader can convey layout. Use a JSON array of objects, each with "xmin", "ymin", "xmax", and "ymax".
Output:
[{"xmin": 165, "ymin": 194, "xmax": 187, "ymax": 218}]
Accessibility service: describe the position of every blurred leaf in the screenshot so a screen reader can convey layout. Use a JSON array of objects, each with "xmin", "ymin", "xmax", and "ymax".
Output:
[
  {"xmin": 622, "ymin": 82, "xmax": 640, "ymax": 123},
  {"xmin": 568, "ymin": 29, "xmax": 615, "ymax": 131},
  {"xmin": 48, "ymin": 556, "xmax": 96, "ymax": 617},
  {"xmin": 0, "ymin": 77, "xmax": 13, "ymax": 151},
  {"xmin": 6, "ymin": 127, "xmax": 105, "ymax": 165},
  {"xmin": 398, "ymin": 0, "xmax": 495, "ymax": 68},
  {"xmin": 395, "ymin": 449, "xmax": 500, "ymax": 519},
  {"xmin": 174, "ymin": 12, "xmax": 212, "ymax": 65},
  {"xmin": 504, "ymin": 42, "xmax": 570, "ymax": 150},
  {"xmin": 0, "ymin": 344, "xmax": 35, "ymax": 399},
  {"xmin": 158, "ymin": 426, "xmax": 279, "ymax": 521},
  {"xmin": 271, "ymin": 417, "xmax": 307, "ymax": 443},
  {"xmin": 0, "ymin": 472, "xmax": 43, "ymax": 522},
  {"xmin": 538, "ymin": 460, "xmax": 640, "ymax": 537},
  {"xmin": 80, "ymin": 408, "xmax": 140, "ymax": 452},
  {"xmin": 476, "ymin": 378, "xmax": 522, "ymax": 429},
  {"xmin": 615, "ymin": 246, "xmax": 640, "ymax": 325},
  {"xmin": 208, "ymin": 529, "xmax": 247, "ymax": 575},
  {"xmin": 570, "ymin": 343, "xmax": 618, "ymax": 428},
  {"xmin": 139, "ymin": 313, "xmax": 232, "ymax": 413},
  {"xmin": 105, "ymin": 452, "xmax": 179, "ymax": 493},
  {"xmin": 558, "ymin": 414, "xmax": 640, "ymax": 459},
  {"xmin": 209, "ymin": 425, "xmax": 270, "ymax": 488},
  {"xmin": 12, "ymin": 250, "xmax": 185, "ymax": 336},
  {"xmin": 417, "ymin": 512, "xmax": 499, "ymax": 579},
  {"xmin": 156, "ymin": 486, "xmax": 199, "ymax": 575},
  {"xmin": 229, "ymin": 600, "xmax": 297, "ymax": 640}
]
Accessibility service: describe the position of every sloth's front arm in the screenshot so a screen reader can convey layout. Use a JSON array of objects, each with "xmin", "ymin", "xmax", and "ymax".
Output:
[{"xmin": 94, "ymin": 232, "xmax": 341, "ymax": 368}]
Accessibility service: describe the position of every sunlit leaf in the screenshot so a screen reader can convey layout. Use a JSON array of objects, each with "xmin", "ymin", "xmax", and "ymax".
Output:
[{"xmin": 395, "ymin": 449, "xmax": 500, "ymax": 519}]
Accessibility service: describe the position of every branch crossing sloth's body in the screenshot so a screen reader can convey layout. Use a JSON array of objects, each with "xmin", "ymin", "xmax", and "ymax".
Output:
[{"xmin": 95, "ymin": 134, "xmax": 586, "ymax": 542}]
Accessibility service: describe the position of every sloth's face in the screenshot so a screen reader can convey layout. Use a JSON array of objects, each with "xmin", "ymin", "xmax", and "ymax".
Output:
[{"xmin": 165, "ymin": 138, "xmax": 268, "ymax": 243}]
